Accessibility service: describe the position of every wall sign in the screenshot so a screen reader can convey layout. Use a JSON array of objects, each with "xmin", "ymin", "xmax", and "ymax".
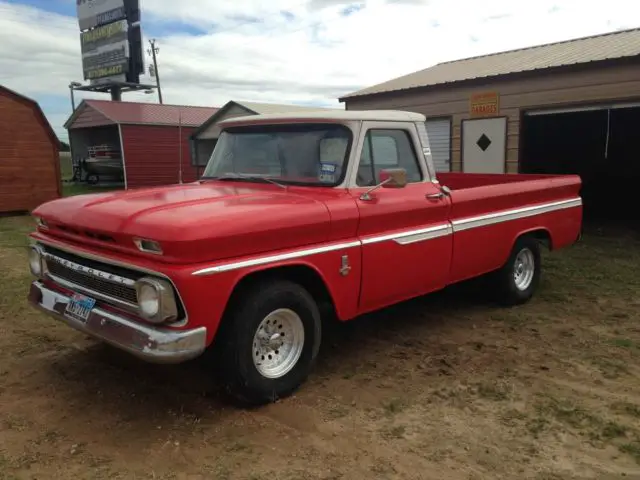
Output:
[{"xmin": 470, "ymin": 91, "xmax": 499, "ymax": 117}]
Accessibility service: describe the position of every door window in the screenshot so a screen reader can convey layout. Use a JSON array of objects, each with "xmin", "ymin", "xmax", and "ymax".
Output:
[{"xmin": 356, "ymin": 129, "xmax": 423, "ymax": 186}]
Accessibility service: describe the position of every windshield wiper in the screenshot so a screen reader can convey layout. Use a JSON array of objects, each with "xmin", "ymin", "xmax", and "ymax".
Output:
[{"xmin": 206, "ymin": 173, "xmax": 287, "ymax": 189}]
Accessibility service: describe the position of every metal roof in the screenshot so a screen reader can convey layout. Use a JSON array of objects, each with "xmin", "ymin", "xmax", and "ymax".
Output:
[
  {"xmin": 236, "ymin": 100, "xmax": 341, "ymax": 114},
  {"xmin": 220, "ymin": 110, "xmax": 426, "ymax": 126},
  {"xmin": 191, "ymin": 100, "xmax": 341, "ymax": 139},
  {"xmin": 65, "ymin": 99, "xmax": 219, "ymax": 128},
  {"xmin": 340, "ymin": 27, "xmax": 640, "ymax": 100}
]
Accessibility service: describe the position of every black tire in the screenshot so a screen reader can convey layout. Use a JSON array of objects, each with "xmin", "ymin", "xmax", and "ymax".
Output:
[
  {"xmin": 494, "ymin": 235, "xmax": 541, "ymax": 306},
  {"xmin": 87, "ymin": 174, "xmax": 99, "ymax": 185},
  {"xmin": 217, "ymin": 280, "xmax": 322, "ymax": 406}
]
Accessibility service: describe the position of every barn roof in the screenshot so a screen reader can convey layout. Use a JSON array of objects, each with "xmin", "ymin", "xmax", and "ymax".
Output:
[
  {"xmin": 0, "ymin": 85, "xmax": 61, "ymax": 149},
  {"xmin": 65, "ymin": 99, "xmax": 219, "ymax": 129},
  {"xmin": 340, "ymin": 27, "xmax": 640, "ymax": 100},
  {"xmin": 191, "ymin": 100, "xmax": 340, "ymax": 138}
]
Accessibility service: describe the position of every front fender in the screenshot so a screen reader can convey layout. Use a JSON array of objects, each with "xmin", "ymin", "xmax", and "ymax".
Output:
[{"xmin": 180, "ymin": 243, "xmax": 363, "ymax": 345}]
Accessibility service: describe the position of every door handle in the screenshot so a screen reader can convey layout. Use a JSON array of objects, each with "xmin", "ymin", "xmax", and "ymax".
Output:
[{"xmin": 426, "ymin": 192, "xmax": 444, "ymax": 200}]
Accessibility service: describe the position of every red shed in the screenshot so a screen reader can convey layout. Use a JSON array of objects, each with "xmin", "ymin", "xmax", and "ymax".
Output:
[
  {"xmin": 64, "ymin": 100, "xmax": 218, "ymax": 189},
  {"xmin": 0, "ymin": 85, "xmax": 61, "ymax": 213}
]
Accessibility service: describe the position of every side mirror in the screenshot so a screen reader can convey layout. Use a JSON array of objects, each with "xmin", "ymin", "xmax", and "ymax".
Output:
[
  {"xmin": 379, "ymin": 168, "xmax": 408, "ymax": 189},
  {"xmin": 359, "ymin": 168, "xmax": 408, "ymax": 201}
]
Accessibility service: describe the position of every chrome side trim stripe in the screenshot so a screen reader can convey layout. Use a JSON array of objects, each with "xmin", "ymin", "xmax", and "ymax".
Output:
[
  {"xmin": 394, "ymin": 225, "xmax": 453, "ymax": 245},
  {"xmin": 192, "ymin": 241, "xmax": 362, "ymax": 276},
  {"xmin": 452, "ymin": 197, "xmax": 582, "ymax": 233},
  {"xmin": 191, "ymin": 197, "xmax": 582, "ymax": 276},
  {"xmin": 362, "ymin": 224, "xmax": 451, "ymax": 246}
]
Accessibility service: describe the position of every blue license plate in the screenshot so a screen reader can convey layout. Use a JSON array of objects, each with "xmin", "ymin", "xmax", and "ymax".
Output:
[{"xmin": 64, "ymin": 293, "xmax": 96, "ymax": 323}]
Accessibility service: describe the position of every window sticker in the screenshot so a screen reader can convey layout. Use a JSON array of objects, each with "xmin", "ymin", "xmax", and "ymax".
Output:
[{"xmin": 319, "ymin": 162, "xmax": 337, "ymax": 183}]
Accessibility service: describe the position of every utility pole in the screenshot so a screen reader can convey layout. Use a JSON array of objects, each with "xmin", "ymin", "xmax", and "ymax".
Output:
[{"xmin": 147, "ymin": 39, "xmax": 163, "ymax": 104}]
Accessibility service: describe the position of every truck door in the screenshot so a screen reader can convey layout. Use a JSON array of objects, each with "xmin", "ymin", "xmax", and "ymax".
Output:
[{"xmin": 349, "ymin": 122, "xmax": 453, "ymax": 314}]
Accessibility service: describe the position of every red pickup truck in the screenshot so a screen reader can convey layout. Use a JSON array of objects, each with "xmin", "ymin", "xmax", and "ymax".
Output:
[{"xmin": 26, "ymin": 110, "xmax": 582, "ymax": 405}]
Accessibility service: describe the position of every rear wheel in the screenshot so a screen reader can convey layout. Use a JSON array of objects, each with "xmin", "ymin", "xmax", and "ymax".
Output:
[
  {"xmin": 217, "ymin": 280, "xmax": 322, "ymax": 406},
  {"xmin": 494, "ymin": 236, "xmax": 541, "ymax": 306}
]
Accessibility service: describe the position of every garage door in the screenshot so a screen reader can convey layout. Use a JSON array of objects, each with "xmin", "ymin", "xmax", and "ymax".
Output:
[{"xmin": 425, "ymin": 118, "xmax": 451, "ymax": 172}]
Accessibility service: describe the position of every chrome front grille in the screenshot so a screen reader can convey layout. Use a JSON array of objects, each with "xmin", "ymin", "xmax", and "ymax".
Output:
[{"xmin": 43, "ymin": 251, "xmax": 139, "ymax": 309}]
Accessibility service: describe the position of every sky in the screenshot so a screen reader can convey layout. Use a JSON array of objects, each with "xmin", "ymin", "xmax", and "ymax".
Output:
[{"xmin": 0, "ymin": 0, "xmax": 638, "ymax": 141}]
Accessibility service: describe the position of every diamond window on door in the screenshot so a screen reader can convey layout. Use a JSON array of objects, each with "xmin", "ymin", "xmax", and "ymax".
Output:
[{"xmin": 476, "ymin": 134, "xmax": 492, "ymax": 151}]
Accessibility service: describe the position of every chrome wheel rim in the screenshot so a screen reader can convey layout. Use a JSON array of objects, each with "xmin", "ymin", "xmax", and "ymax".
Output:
[
  {"xmin": 252, "ymin": 308, "xmax": 305, "ymax": 379},
  {"xmin": 513, "ymin": 248, "xmax": 535, "ymax": 291}
]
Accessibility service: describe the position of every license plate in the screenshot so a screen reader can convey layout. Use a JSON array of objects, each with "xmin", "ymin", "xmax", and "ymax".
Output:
[{"xmin": 65, "ymin": 293, "xmax": 96, "ymax": 323}]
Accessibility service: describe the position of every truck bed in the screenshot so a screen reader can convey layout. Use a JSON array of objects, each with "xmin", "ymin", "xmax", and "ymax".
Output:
[
  {"xmin": 437, "ymin": 172, "xmax": 583, "ymax": 286},
  {"xmin": 437, "ymin": 172, "xmax": 572, "ymax": 190}
]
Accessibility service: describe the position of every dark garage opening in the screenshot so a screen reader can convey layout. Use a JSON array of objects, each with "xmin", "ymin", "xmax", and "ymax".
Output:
[{"xmin": 521, "ymin": 107, "xmax": 640, "ymax": 226}]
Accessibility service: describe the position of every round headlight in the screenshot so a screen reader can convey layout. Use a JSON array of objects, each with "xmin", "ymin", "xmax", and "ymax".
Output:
[
  {"xmin": 29, "ymin": 248, "xmax": 42, "ymax": 277},
  {"xmin": 135, "ymin": 277, "xmax": 179, "ymax": 324},
  {"xmin": 138, "ymin": 283, "xmax": 160, "ymax": 318}
]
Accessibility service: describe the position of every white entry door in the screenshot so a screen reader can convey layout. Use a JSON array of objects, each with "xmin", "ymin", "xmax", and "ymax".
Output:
[{"xmin": 462, "ymin": 117, "xmax": 507, "ymax": 173}]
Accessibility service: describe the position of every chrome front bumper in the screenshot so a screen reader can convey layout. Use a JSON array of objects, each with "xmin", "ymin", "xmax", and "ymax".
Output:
[{"xmin": 28, "ymin": 281, "xmax": 207, "ymax": 364}]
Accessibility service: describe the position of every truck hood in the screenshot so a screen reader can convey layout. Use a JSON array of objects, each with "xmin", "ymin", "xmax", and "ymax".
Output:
[{"xmin": 33, "ymin": 182, "xmax": 332, "ymax": 264}]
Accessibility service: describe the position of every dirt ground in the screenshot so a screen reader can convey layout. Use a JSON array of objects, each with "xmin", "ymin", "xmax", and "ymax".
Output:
[{"xmin": 1, "ymin": 216, "xmax": 640, "ymax": 480}]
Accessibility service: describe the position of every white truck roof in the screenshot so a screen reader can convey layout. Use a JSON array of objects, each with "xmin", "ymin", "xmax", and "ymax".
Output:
[{"xmin": 219, "ymin": 110, "xmax": 427, "ymax": 126}]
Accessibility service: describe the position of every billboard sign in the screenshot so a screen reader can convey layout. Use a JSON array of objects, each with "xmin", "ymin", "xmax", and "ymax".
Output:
[
  {"xmin": 77, "ymin": 0, "xmax": 126, "ymax": 31},
  {"xmin": 76, "ymin": 0, "xmax": 144, "ymax": 85},
  {"xmin": 81, "ymin": 19, "xmax": 128, "ymax": 54},
  {"xmin": 83, "ymin": 43, "xmax": 130, "ymax": 80},
  {"xmin": 81, "ymin": 20, "xmax": 130, "ymax": 80}
]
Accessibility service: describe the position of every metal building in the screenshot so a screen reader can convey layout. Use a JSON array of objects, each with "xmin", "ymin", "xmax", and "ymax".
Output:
[
  {"xmin": 190, "ymin": 100, "xmax": 340, "ymax": 167},
  {"xmin": 65, "ymin": 100, "xmax": 218, "ymax": 189},
  {"xmin": 340, "ymin": 28, "xmax": 640, "ymax": 219},
  {"xmin": 0, "ymin": 85, "xmax": 61, "ymax": 213}
]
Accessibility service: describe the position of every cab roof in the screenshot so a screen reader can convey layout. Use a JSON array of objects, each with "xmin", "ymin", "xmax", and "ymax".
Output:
[{"xmin": 218, "ymin": 109, "xmax": 426, "ymax": 127}]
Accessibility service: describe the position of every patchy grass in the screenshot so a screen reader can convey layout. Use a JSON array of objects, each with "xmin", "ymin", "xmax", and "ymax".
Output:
[
  {"xmin": 611, "ymin": 402, "xmax": 640, "ymax": 419},
  {"xmin": 381, "ymin": 398, "xmax": 407, "ymax": 416},
  {"xmin": 475, "ymin": 381, "xmax": 511, "ymax": 401},
  {"xmin": 0, "ymin": 224, "xmax": 640, "ymax": 478},
  {"xmin": 610, "ymin": 338, "xmax": 639, "ymax": 350},
  {"xmin": 62, "ymin": 183, "xmax": 120, "ymax": 197},
  {"xmin": 59, "ymin": 152, "xmax": 72, "ymax": 181}
]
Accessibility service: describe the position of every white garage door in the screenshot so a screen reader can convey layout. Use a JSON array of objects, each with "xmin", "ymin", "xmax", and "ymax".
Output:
[{"xmin": 425, "ymin": 118, "xmax": 451, "ymax": 172}]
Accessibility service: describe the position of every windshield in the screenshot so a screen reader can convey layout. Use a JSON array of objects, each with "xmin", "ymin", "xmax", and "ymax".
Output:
[{"xmin": 201, "ymin": 123, "xmax": 353, "ymax": 186}]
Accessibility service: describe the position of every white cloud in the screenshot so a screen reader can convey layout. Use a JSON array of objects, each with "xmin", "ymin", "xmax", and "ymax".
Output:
[{"xmin": 0, "ymin": 0, "xmax": 638, "ymax": 140}]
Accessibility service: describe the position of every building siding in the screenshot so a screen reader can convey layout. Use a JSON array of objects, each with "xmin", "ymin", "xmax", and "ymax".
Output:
[
  {"xmin": 344, "ymin": 62, "xmax": 640, "ymax": 173},
  {"xmin": 196, "ymin": 104, "xmax": 253, "ymax": 140},
  {"xmin": 0, "ymin": 92, "xmax": 60, "ymax": 213},
  {"xmin": 121, "ymin": 125, "xmax": 199, "ymax": 189}
]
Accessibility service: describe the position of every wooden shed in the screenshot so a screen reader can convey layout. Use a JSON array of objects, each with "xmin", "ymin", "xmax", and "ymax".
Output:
[
  {"xmin": 0, "ymin": 85, "xmax": 61, "ymax": 214},
  {"xmin": 64, "ymin": 100, "xmax": 219, "ymax": 189}
]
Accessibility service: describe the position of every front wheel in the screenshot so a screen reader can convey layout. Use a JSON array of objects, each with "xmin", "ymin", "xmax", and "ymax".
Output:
[
  {"xmin": 217, "ymin": 280, "xmax": 322, "ymax": 406},
  {"xmin": 494, "ymin": 236, "xmax": 541, "ymax": 306}
]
